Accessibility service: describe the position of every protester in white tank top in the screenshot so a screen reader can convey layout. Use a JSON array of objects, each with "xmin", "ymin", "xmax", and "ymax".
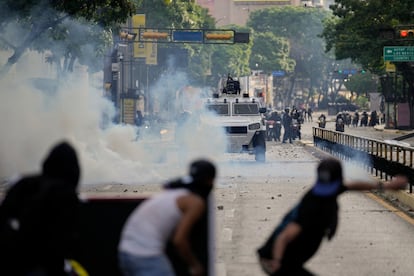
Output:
[
  {"xmin": 118, "ymin": 159, "xmax": 216, "ymax": 276},
  {"xmin": 119, "ymin": 189, "xmax": 190, "ymax": 256}
]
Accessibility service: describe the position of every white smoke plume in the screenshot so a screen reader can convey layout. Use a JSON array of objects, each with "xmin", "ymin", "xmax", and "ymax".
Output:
[{"xmin": 0, "ymin": 50, "xmax": 226, "ymax": 186}]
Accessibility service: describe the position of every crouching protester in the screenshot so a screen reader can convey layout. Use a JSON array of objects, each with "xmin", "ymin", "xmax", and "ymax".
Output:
[
  {"xmin": 118, "ymin": 159, "xmax": 216, "ymax": 276},
  {"xmin": 0, "ymin": 141, "xmax": 88, "ymax": 276},
  {"xmin": 257, "ymin": 158, "xmax": 408, "ymax": 276}
]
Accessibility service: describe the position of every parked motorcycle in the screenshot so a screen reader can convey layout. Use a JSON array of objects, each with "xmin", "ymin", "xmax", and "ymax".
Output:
[
  {"xmin": 318, "ymin": 116, "xmax": 326, "ymax": 128},
  {"xmin": 266, "ymin": 120, "xmax": 277, "ymax": 141},
  {"xmin": 291, "ymin": 119, "xmax": 301, "ymax": 140},
  {"xmin": 335, "ymin": 117, "xmax": 345, "ymax": 132},
  {"xmin": 274, "ymin": 120, "xmax": 282, "ymax": 141}
]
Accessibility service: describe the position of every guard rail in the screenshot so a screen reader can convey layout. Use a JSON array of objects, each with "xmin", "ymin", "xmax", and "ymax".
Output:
[{"xmin": 313, "ymin": 127, "xmax": 414, "ymax": 193}]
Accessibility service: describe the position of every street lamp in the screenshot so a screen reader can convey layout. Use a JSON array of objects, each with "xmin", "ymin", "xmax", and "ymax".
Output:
[
  {"xmin": 120, "ymin": 30, "xmax": 137, "ymax": 41},
  {"xmin": 380, "ymin": 74, "xmax": 395, "ymax": 129}
]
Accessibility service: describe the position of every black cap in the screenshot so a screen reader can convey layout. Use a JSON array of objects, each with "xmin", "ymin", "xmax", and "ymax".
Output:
[
  {"xmin": 42, "ymin": 141, "xmax": 80, "ymax": 187},
  {"xmin": 317, "ymin": 158, "xmax": 342, "ymax": 183},
  {"xmin": 312, "ymin": 158, "xmax": 343, "ymax": 197},
  {"xmin": 189, "ymin": 159, "xmax": 216, "ymax": 180}
]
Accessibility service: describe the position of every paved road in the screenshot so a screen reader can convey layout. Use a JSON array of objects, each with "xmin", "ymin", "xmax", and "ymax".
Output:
[
  {"xmin": 4, "ymin": 113, "xmax": 412, "ymax": 276},
  {"xmin": 306, "ymin": 112, "xmax": 414, "ymax": 145},
  {"xmin": 76, "ymin": 116, "xmax": 414, "ymax": 276},
  {"xmin": 214, "ymin": 117, "xmax": 414, "ymax": 276}
]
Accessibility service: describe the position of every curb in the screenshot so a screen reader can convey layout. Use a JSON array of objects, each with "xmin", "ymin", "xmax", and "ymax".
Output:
[{"xmin": 382, "ymin": 190, "xmax": 414, "ymax": 212}]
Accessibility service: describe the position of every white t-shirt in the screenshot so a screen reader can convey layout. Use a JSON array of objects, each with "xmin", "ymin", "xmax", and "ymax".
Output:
[{"xmin": 118, "ymin": 188, "xmax": 190, "ymax": 256}]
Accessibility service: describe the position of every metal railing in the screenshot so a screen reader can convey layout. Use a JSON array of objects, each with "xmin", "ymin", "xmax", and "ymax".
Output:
[{"xmin": 313, "ymin": 127, "xmax": 414, "ymax": 193}]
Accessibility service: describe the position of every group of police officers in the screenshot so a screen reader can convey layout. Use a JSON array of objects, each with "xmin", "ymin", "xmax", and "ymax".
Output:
[{"xmin": 265, "ymin": 107, "xmax": 310, "ymax": 143}]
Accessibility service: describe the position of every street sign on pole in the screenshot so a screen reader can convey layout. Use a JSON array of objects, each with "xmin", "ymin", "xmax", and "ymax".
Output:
[
  {"xmin": 172, "ymin": 31, "xmax": 203, "ymax": 43},
  {"xmin": 383, "ymin": 46, "xmax": 414, "ymax": 61},
  {"xmin": 272, "ymin": 70, "xmax": 285, "ymax": 77}
]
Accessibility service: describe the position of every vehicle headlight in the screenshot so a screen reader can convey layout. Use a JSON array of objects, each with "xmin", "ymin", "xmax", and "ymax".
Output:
[{"xmin": 248, "ymin": 123, "xmax": 261, "ymax": 130}]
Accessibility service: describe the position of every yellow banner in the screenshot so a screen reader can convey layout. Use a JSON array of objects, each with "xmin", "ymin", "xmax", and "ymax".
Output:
[
  {"xmin": 385, "ymin": 61, "xmax": 396, "ymax": 72},
  {"xmin": 132, "ymin": 14, "xmax": 146, "ymax": 58},
  {"xmin": 146, "ymin": 39, "xmax": 158, "ymax": 65},
  {"xmin": 122, "ymin": 98, "xmax": 136, "ymax": 125}
]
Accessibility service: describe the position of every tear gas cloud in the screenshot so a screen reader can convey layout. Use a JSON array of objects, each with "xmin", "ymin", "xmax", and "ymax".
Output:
[
  {"xmin": 342, "ymin": 159, "xmax": 374, "ymax": 182},
  {"xmin": 0, "ymin": 51, "xmax": 226, "ymax": 186}
]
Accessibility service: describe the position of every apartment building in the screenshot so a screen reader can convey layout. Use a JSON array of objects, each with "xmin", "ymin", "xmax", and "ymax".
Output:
[{"xmin": 197, "ymin": 0, "xmax": 327, "ymax": 26}]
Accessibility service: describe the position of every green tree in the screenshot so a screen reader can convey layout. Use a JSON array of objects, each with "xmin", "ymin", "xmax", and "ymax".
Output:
[
  {"xmin": 322, "ymin": 1, "xmax": 390, "ymax": 74},
  {"xmin": 249, "ymin": 32, "xmax": 295, "ymax": 73},
  {"xmin": 142, "ymin": 0, "xmax": 214, "ymax": 29},
  {"xmin": 140, "ymin": 0, "xmax": 216, "ymax": 84},
  {"xmin": 0, "ymin": 0, "xmax": 136, "ymax": 77},
  {"xmin": 322, "ymin": 0, "xmax": 414, "ymax": 92},
  {"xmin": 208, "ymin": 25, "xmax": 251, "ymax": 85},
  {"xmin": 247, "ymin": 6, "xmax": 332, "ymax": 106},
  {"xmin": 322, "ymin": 0, "xmax": 414, "ymax": 126},
  {"xmin": 345, "ymin": 72, "xmax": 377, "ymax": 100}
]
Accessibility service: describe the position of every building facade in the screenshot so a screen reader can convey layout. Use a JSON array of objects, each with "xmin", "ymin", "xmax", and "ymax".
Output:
[{"xmin": 197, "ymin": 0, "xmax": 328, "ymax": 26}]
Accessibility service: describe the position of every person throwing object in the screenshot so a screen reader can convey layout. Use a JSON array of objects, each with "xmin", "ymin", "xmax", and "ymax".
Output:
[{"xmin": 257, "ymin": 158, "xmax": 408, "ymax": 276}]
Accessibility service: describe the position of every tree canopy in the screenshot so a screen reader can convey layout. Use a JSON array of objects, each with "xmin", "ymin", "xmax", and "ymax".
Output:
[
  {"xmin": 209, "ymin": 25, "xmax": 251, "ymax": 81},
  {"xmin": 321, "ymin": 0, "xmax": 414, "ymax": 122},
  {"xmin": 249, "ymin": 32, "xmax": 295, "ymax": 73},
  {"xmin": 322, "ymin": 0, "xmax": 414, "ymax": 82},
  {"xmin": 137, "ymin": 0, "xmax": 217, "ymax": 85},
  {"xmin": 247, "ymin": 6, "xmax": 334, "ymax": 106},
  {"xmin": 0, "ymin": 0, "xmax": 136, "ymax": 76}
]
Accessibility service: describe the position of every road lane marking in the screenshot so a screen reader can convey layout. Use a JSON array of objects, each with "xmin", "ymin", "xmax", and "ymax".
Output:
[
  {"xmin": 216, "ymin": 262, "xmax": 227, "ymax": 276},
  {"xmin": 222, "ymin": 228, "xmax": 233, "ymax": 242},
  {"xmin": 225, "ymin": 209, "xmax": 235, "ymax": 218},
  {"xmin": 366, "ymin": 192, "xmax": 414, "ymax": 225}
]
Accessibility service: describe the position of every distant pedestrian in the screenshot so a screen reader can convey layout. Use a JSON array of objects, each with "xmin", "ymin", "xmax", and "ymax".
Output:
[
  {"xmin": 257, "ymin": 158, "xmax": 408, "ymax": 276},
  {"xmin": 136, "ymin": 110, "xmax": 144, "ymax": 127},
  {"xmin": 0, "ymin": 141, "xmax": 82, "ymax": 276},
  {"xmin": 282, "ymin": 109, "xmax": 293, "ymax": 144},
  {"xmin": 360, "ymin": 111, "xmax": 368, "ymax": 127},
  {"xmin": 317, "ymin": 114, "xmax": 326, "ymax": 128},
  {"xmin": 118, "ymin": 159, "xmax": 216, "ymax": 276},
  {"xmin": 335, "ymin": 113, "xmax": 345, "ymax": 132},
  {"xmin": 352, "ymin": 112, "xmax": 359, "ymax": 127},
  {"xmin": 307, "ymin": 107, "xmax": 313, "ymax": 122},
  {"xmin": 369, "ymin": 110, "xmax": 378, "ymax": 127}
]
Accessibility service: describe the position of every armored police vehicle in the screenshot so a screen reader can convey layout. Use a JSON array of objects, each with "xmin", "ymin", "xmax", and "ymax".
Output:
[{"xmin": 204, "ymin": 75, "xmax": 267, "ymax": 162}]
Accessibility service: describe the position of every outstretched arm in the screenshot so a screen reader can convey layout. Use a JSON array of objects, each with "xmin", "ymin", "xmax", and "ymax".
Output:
[{"xmin": 345, "ymin": 175, "xmax": 408, "ymax": 192}]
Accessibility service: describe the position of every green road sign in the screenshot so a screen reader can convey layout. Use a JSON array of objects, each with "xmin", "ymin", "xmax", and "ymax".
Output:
[{"xmin": 383, "ymin": 46, "xmax": 414, "ymax": 62}]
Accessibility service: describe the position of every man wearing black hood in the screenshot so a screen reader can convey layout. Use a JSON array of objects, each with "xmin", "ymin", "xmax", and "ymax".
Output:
[
  {"xmin": 118, "ymin": 159, "xmax": 216, "ymax": 276},
  {"xmin": 0, "ymin": 141, "xmax": 81, "ymax": 275},
  {"xmin": 257, "ymin": 158, "xmax": 408, "ymax": 276}
]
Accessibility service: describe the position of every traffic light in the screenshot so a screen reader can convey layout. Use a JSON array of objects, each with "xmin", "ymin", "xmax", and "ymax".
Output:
[
  {"xmin": 204, "ymin": 31, "xmax": 234, "ymax": 44},
  {"xmin": 135, "ymin": 28, "xmax": 249, "ymax": 44},
  {"xmin": 205, "ymin": 33, "xmax": 233, "ymax": 40},
  {"xmin": 119, "ymin": 30, "xmax": 137, "ymax": 41},
  {"xmin": 142, "ymin": 31, "xmax": 169, "ymax": 40},
  {"xmin": 396, "ymin": 25, "xmax": 414, "ymax": 40},
  {"xmin": 399, "ymin": 29, "xmax": 414, "ymax": 38}
]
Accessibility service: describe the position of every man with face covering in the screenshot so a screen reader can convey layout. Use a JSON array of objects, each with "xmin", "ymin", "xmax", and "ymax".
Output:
[
  {"xmin": 118, "ymin": 159, "xmax": 216, "ymax": 276},
  {"xmin": 0, "ymin": 141, "xmax": 81, "ymax": 275},
  {"xmin": 257, "ymin": 158, "xmax": 408, "ymax": 276}
]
